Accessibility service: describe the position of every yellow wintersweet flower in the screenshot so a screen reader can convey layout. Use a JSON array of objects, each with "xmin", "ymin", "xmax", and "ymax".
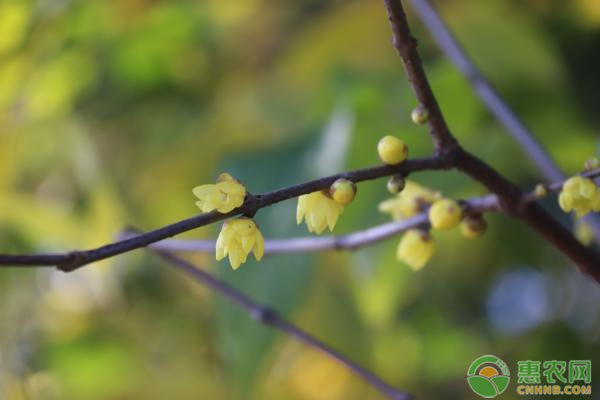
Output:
[
  {"xmin": 297, "ymin": 191, "xmax": 344, "ymax": 234},
  {"xmin": 216, "ymin": 217, "xmax": 265, "ymax": 269},
  {"xmin": 558, "ymin": 176, "xmax": 600, "ymax": 218},
  {"xmin": 193, "ymin": 173, "xmax": 246, "ymax": 213},
  {"xmin": 378, "ymin": 180, "xmax": 441, "ymax": 220},
  {"xmin": 396, "ymin": 229, "xmax": 435, "ymax": 271}
]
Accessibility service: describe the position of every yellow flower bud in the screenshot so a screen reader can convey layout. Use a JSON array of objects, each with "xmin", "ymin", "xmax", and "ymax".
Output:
[
  {"xmin": 411, "ymin": 105, "xmax": 429, "ymax": 125},
  {"xmin": 584, "ymin": 157, "xmax": 600, "ymax": 171},
  {"xmin": 216, "ymin": 217, "xmax": 265, "ymax": 270},
  {"xmin": 428, "ymin": 198, "xmax": 463, "ymax": 230},
  {"xmin": 377, "ymin": 135, "xmax": 408, "ymax": 165},
  {"xmin": 297, "ymin": 191, "xmax": 345, "ymax": 234},
  {"xmin": 387, "ymin": 175, "xmax": 406, "ymax": 194},
  {"xmin": 460, "ymin": 214, "xmax": 487, "ymax": 239},
  {"xmin": 330, "ymin": 179, "xmax": 357, "ymax": 205},
  {"xmin": 397, "ymin": 230, "xmax": 435, "ymax": 271},
  {"xmin": 575, "ymin": 220, "xmax": 594, "ymax": 246},
  {"xmin": 534, "ymin": 184, "xmax": 548, "ymax": 198}
]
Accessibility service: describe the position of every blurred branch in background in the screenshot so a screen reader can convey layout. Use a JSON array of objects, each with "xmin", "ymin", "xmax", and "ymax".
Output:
[
  {"xmin": 154, "ymin": 249, "xmax": 413, "ymax": 400},
  {"xmin": 408, "ymin": 0, "xmax": 600, "ymax": 242}
]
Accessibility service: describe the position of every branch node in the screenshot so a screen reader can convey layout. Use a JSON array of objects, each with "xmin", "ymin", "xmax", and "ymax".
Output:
[
  {"xmin": 57, "ymin": 251, "xmax": 87, "ymax": 272},
  {"xmin": 242, "ymin": 193, "xmax": 261, "ymax": 218},
  {"xmin": 251, "ymin": 306, "xmax": 279, "ymax": 325},
  {"xmin": 435, "ymin": 143, "xmax": 461, "ymax": 167}
]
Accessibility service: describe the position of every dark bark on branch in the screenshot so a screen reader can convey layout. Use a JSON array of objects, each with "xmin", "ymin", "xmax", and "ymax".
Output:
[
  {"xmin": 0, "ymin": 157, "xmax": 448, "ymax": 270},
  {"xmin": 382, "ymin": 0, "xmax": 600, "ymax": 279},
  {"xmin": 407, "ymin": 0, "xmax": 600, "ymax": 245}
]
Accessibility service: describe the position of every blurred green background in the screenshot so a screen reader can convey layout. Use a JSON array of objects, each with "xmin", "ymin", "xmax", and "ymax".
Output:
[{"xmin": 0, "ymin": 0, "xmax": 599, "ymax": 399}]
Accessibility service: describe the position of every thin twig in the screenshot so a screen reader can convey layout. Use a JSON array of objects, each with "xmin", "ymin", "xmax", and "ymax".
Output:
[
  {"xmin": 382, "ymin": 0, "xmax": 600, "ymax": 279},
  {"xmin": 0, "ymin": 157, "xmax": 449, "ymax": 270},
  {"xmin": 408, "ymin": 0, "xmax": 562, "ymax": 181},
  {"xmin": 523, "ymin": 167, "xmax": 600, "ymax": 203},
  {"xmin": 546, "ymin": 168, "xmax": 600, "ymax": 192},
  {"xmin": 383, "ymin": 0, "xmax": 458, "ymax": 155},
  {"xmin": 153, "ymin": 249, "xmax": 413, "ymax": 400},
  {"xmin": 407, "ymin": 0, "xmax": 600, "ymax": 242},
  {"xmin": 137, "ymin": 167, "xmax": 600, "ymax": 255}
]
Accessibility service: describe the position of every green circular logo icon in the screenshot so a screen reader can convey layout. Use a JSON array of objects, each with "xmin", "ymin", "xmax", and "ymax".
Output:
[{"xmin": 467, "ymin": 355, "xmax": 510, "ymax": 398}]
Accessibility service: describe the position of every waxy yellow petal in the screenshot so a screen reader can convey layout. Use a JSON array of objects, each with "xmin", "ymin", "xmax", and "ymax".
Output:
[{"xmin": 214, "ymin": 217, "xmax": 265, "ymax": 269}]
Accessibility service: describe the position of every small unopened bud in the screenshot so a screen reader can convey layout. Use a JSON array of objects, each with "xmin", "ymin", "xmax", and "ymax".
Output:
[
  {"xmin": 387, "ymin": 175, "xmax": 406, "ymax": 194},
  {"xmin": 575, "ymin": 220, "xmax": 594, "ymax": 246},
  {"xmin": 584, "ymin": 157, "xmax": 600, "ymax": 172},
  {"xmin": 377, "ymin": 135, "xmax": 408, "ymax": 165},
  {"xmin": 428, "ymin": 198, "xmax": 463, "ymax": 230},
  {"xmin": 411, "ymin": 105, "xmax": 429, "ymax": 125},
  {"xmin": 330, "ymin": 178, "xmax": 357, "ymax": 205},
  {"xmin": 534, "ymin": 184, "xmax": 548, "ymax": 198},
  {"xmin": 460, "ymin": 214, "xmax": 487, "ymax": 239}
]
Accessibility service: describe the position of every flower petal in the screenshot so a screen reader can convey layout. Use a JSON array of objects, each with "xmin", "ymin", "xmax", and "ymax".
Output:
[
  {"xmin": 228, "ymin": 245, "xmax": 243, "ymax": 270},
  {"xmin": 217, "ymin": 173, "xmax": 235, "ymax": 183},
  {"xmin": 215, "ymin": 233, "xmax": 227, "ymax": 260},
  {"xmin": 218, "ymin": 181, "xmax": 246, "ymax": 197},
  {"xmin": 241, "ymin": 234, "xmax": 256, "ymax": 253},
  {"xmin": 253, "ymin": 230, "xmax": 265, "ymax": 261},
  {"xmin": 192, "ymin": 184, "xmax": 217, "ymax": 198}
]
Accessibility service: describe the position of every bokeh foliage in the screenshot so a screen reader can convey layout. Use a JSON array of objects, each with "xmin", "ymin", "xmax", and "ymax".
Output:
[{"xmin": 1, "ymin": 0, "xmax": 599, "ymax": 399}]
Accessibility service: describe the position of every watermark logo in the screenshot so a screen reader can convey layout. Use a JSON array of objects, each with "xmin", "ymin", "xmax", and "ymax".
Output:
[
  {"xmin": 516, "ymin": 360, "xmax": 591, "ymax": 395},
  {"xmin": 467, "ymin": 355, "xmax": 510, "ymax": 398}
]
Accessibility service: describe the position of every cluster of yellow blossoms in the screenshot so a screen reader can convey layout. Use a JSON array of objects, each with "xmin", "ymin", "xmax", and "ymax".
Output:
[
  {"xmin": 193, "ymin": 173, "xmax": 358, "ymax": 269},
  {"xmin": 375, "ymin": 135, "xmax": 487, "ymax": 270},
  {"xmin": 193, "ymin": 173, "xmax": 264, "ymax": 269},
  {"xmin": 191, "ymin": 132, "xmax": 599, "ymax": 271},
  {"xmin": 191, "ymin": 128, "xmax": 490, "ymax": 271},
  {"xmin": 555, "ymin": 157, "xmax": 600, "ymax": 245}
]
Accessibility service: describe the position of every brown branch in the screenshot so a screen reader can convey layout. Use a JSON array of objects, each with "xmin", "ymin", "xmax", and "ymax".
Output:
[
  {"xmin": 382, "ymin": 0, "xmax": 600, "ymax": 281},
  {"xmin": 383, "ymin": 0, "xmax": 458, "ymax": 155},
  {"xmin": 407, "ymin": 0, "xmax": 600, "ymax": 245},
  {"xmin": 140, "ymin": 168, "xmax": 600, "ymax": 260},
  {"xmin": 1, "ymin": 0, "xmax": 599, "ymax": 280},
  {"xmin": 154, "ymin": 249, "xmax": 413, "ymax": 400},
  {"xmin": 0, "ymin": 157, "xmax": 449, "ymax": 270}
]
